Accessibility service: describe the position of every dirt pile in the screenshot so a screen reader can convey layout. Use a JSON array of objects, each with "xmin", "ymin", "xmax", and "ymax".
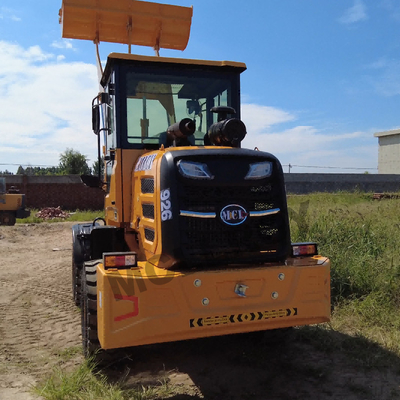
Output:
[{"xmin": 35, "ymin": 207, "xmax": 70, "ymax": 220}]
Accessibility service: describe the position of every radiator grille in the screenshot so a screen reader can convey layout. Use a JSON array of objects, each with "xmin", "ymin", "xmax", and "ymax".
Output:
[
  {"xmin": 181, "ymin": 215, "xmax": 282, "ymax": 256},
  {"xmin": 142, "ymin": 204, "xmax": 155, "ymax": 219},
  {"xmin": 141, "ymin": 178, "xmax": 154, "ymax": 194},
  {"xmin": 144, "ymin": 228, "xmax": 155, "ymax": 242},
  {"xmin": 177, "ymin": 177, "xmax": 288, "ymax": 261}
]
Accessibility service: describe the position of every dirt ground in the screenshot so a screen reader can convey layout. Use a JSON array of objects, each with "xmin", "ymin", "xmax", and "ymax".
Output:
[{"xmin": 0, "ymin": 222, "xmax": 400, "ymax": 400}]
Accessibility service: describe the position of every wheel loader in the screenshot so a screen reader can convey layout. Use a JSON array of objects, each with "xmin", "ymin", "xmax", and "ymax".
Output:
[
  {"xmin": 0, "ymin": 177, "xmax": 30, "ymax": 225},
  {"xmin": 60, "ymin": 0, "xmax": 331, "ymax": 356}
]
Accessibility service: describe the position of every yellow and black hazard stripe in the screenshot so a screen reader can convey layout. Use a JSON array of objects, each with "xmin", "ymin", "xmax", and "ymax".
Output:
[{"xmin": 190, "ymin": 308, "xmax": 297, "ymax": 328}]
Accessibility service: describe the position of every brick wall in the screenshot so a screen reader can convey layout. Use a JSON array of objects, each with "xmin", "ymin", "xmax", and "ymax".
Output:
[
  {"xmin": 284, "ymin": 173, "xmax": 400, "ymax": 194},
  {"xmin": 2, "ymin": 175, "xmax": 104, "ymax": 210},
  {"xmin": 2, "ymin": 173, "xmax": 400, "ymax": 211}
]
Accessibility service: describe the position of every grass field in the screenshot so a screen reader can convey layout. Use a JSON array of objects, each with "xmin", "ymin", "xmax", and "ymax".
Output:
[
  {"xmin": 288, "ymin": 193, "xmax": 400, "ymax": 354},
  {"xmin": 30, "ymin": 192, "xmax": 400, "ymax": 399}
]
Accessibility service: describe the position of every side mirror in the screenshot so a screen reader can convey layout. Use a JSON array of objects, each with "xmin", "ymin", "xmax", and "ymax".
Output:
[
  {"xmin": 104, "ymin": 150, "xmax": 115, "ymax": 162},
  {"xmin": 81, "ymin": 174, "xmax": 102, "ymax": 188},
  {"xmin": 100, "ymin": 92, "xmax": 110, "ymax": 104},
  {"xmin": 92, "ymin": 105, "xmax": 100, "ymax": 134}
]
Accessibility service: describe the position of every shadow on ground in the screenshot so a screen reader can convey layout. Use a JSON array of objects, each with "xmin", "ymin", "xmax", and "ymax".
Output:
[{"xmin": 99, "ymin": 327, "xmax": 400, "ymax": 400}]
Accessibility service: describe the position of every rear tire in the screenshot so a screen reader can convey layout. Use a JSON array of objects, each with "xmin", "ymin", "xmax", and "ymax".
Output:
[{"xmin": 81, "ymin": 260, "xmax": 101, "ymax": 357}]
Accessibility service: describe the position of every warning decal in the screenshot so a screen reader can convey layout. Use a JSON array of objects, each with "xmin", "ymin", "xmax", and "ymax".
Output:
[{"xmin": 190, "ymin": 308, "xmax": 297, "ymax": 328}]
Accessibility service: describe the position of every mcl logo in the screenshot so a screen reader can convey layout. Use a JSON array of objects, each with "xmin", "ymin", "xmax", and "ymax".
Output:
[{"xmin": 220, "ymin": 204, "xmax": 248, "ymax": 226}]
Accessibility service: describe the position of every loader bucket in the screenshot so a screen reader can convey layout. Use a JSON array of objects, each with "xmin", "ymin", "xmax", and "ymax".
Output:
[{"xmin": 59, "ymin": 0, "xmax": 193, "ymax": 51}]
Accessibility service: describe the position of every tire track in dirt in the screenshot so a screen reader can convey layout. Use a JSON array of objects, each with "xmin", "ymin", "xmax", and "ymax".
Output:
[
  {"xmin": 0, "ymin": 223, "xmax": 83, "ymax": 399},
  {"xmin": 2, "ymin": 222, "xmax": 400, "ymax": 400},
  {"xmin": 0, "ymin": 279, "xmax": 73, "ymax": 306}
]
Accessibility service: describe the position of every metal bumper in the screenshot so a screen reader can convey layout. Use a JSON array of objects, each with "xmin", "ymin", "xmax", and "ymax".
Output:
[{"xmin": 97, "ymin": 256, "xmax": 330, "ymax": 350}]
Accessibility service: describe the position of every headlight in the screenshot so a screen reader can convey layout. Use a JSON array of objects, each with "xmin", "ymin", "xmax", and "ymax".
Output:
[
  {"xmin": 245, "ymin": 161, "xmax": 273, "ymax": 180},
  {"xmin": 177, "ymin": 160, "xmax": 214, "ymax": 180}
]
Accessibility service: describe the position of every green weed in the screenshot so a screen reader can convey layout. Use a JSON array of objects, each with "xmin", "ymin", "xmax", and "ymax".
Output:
[
  {"xmin": 33, "ymin": 357, "xmax": 172, "ymax": 400},
  {"xmin": 17, "ymin": 209, "xmax": 104, "ymax": 224}
]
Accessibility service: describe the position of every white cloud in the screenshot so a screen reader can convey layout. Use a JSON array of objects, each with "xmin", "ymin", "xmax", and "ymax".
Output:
[
  {"xmin": 346, "ymin": 57, "xmax": 400, "ymax": 97},
  {"xmin": 0, "ymin": 40, "xmax": 98, "ymax": 172},
  {"xmin": 366, "ymin": 58, "xmax": 389, "ymax": 70},
  {"xmin": 241, "ymin": 103, "xmax": 295, "ymax": 134},
  {"xmin": 338, "ymin": 0, "xmax": 368, "ymax": 24},
  {"xmin": 381, "ymin": 0, "xmax": 400, "ymax": 22},
  {"xmin": 364, "ymin": 59, "xmax": 400, "ymax": 96},
  {"xmin": 0, "ymin": 39, "xmax": 377, "ymax": 174},
  {"xmin": 24, "ymin": 45, "xmax": 53, "ymax": 62},
  {"xmin": 241, "ymin": 104, "xmax": 377, "ymax": 173},
  {"xmin": 51, "ymin": 39, "xmax": 74, "ymax": 50},
  {"xmin": 0, "ymin": 7, "xmax": 21, "ymax": 22}
]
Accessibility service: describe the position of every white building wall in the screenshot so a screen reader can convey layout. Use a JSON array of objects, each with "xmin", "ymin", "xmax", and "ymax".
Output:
[{"xmin": 374, "ymin": 130, "xmax": 400, "ymax": 174}]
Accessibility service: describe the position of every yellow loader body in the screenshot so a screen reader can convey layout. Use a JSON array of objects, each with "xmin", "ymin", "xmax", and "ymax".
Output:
[
  {"xmin": 97, "ymin": 256, "xmax": 330, "ymax": 349},
  {"xmin": 0, "ymin": 183, "xmax": 30, "ymax": 225},
  {"xmin": 0, "ymin": 193, "xmax": 23, "ymax": 212},
  {"xmin": 63, "ymin": 0, "xmax": 332, "ymax": 356}
]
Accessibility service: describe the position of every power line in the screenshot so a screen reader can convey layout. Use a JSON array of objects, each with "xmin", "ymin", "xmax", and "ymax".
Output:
[
  {"xmin": 282, "ymin": 164, "xmax": 377, "ymax": 171},
  {"xmin": 0, "ymin": 163, "xmax": 56, "ymax": 167},
  {"xmin": 1, "ymin": 162, "xmax": 378, "ymax": 172}
]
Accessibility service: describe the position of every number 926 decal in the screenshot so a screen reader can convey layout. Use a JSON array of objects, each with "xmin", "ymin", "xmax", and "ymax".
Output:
[{"xmin": 161, "ymin": 189, "xmax": 172, "ymax": 221}]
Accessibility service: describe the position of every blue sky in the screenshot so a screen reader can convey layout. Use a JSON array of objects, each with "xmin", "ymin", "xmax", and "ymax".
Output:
[{"xmin": 1, "ymin": 0, "xmax": 400, "ymax": 173}]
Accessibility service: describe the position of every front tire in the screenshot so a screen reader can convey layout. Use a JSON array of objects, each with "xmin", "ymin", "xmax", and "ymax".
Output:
[
  {"xmin": 72, "ymin": 260, "xmax": 82, "ymax": 306},
  {"xmin": 81, "ymin": 260, "xmax": 101, "ymax": 357},
  {"xmin": 0, "ymin": 211, "xmax": 16, "ymax": 226}
]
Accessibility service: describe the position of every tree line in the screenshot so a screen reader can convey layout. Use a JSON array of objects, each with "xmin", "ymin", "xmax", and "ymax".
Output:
[{"xmin": 0, "ymin": 149, "xmax": 104, "ymax": 177}]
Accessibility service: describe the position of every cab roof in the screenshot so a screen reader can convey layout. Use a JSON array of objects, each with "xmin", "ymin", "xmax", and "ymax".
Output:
[{"xmin": 101, "ymin": 52, "xmax": 247, "ymax": 87}]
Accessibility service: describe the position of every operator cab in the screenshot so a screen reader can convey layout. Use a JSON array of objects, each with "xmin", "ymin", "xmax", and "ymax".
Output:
[{"xmin": 95, "ymin": 53, "xmax": 247, "ymax": 156}]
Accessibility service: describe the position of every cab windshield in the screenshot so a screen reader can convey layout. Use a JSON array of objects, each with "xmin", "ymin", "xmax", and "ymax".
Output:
[{"xmin": 125, "ymin": 68, "xmax": 238, "ymax": 147}]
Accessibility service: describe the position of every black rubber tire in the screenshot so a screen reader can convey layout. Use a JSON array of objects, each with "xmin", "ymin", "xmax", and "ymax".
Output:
[
  {"xmin": 0, "ymin": 212, "xmax": 16, "ymax": 226},
  {"xmin": 81, "ymin": 260, "xmax": 101, "ymax": 358},
  {"xmin": 72, "ymin": 260, "xmax": 82, "ymax": 306}
]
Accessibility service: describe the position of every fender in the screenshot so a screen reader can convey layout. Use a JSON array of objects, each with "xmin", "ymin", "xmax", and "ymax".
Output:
[
  {"xmin": 72, "ymin": 222, "xmax": 128, "ymax": 264},
  {"xmin": 72, "ymin": 223, "xmax": 93, "ymax": 266}
]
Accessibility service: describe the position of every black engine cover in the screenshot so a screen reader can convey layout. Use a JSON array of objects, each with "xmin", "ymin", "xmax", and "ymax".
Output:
[{"xmin": 159, "ymin": 148, "xmax": 291, "ymax": 267}]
